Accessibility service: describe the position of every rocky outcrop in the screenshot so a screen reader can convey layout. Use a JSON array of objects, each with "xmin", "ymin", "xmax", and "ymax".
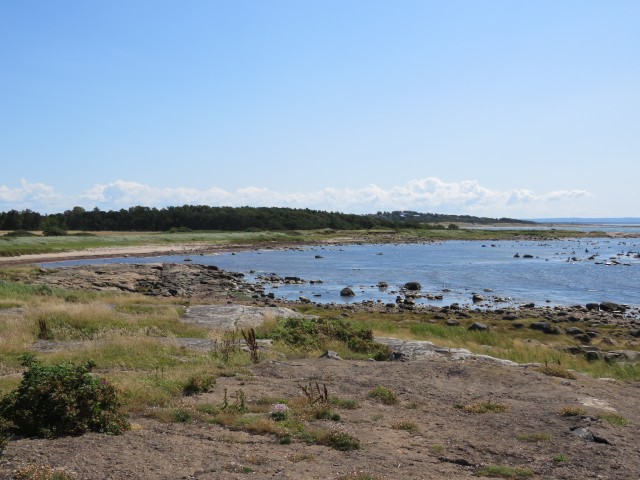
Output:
[
  {"xmin": 182, "ymin": 304, "xmax": 306, "ymax": 330},
  {"xmin": 33, "ymin": 263, "xmax": 256, "ymax": 300}
]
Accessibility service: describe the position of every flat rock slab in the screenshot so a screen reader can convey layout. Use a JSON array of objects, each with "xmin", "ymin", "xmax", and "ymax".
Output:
[
  {"xmin": 375, "ymin": 336, "xmax": 518, "ymax": 366},
  {"xmin": 182, "ymin": 304, "xmax": 305, "ymax": 330}
]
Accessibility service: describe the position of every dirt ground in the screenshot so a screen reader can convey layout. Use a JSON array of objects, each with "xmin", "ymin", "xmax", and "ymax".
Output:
[{"xmin": 1, "ymin": 356, "xmax": 639, "ymax": 480}]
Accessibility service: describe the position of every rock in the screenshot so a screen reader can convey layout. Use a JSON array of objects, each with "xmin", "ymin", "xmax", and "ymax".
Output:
[
  {"xmin": 543, "ymin": 325, "xmax": 565, "ymax": 335},
  {"xmin": 403, "ymin": 281, "xmax": 421, "ymax": 291},
  {"xmin": 299, "ymin": 296, "xmax": 311, "ymax": 304},
  {"xmin": 574, "ymin": 334, "xmax": 592, "ymax": 344},
  {"xmin": 571, "ymin": 427, "xmax": 595, "ymax": 442},
  {"xmin": 604, "ymin": 350, "xmax": 640, "ymax": 363},
  {"xmin": 283, "ymin": 276, "xmax": 305, "ymax": 284},
  {"xmin": 445, "ymin": 319, "xmax": 461, "ymax": 326},
  {"xmin": 340, "ymin": 287, "xmax": 355, "ymax": 297},
  {"xmin": 182, "ymin": 304, "xmax": 308, "ymax": 330},
  {"xmin": 472, "ymin": 294, "xmax": 484, "ymax": 303},
  {"xmin": 530, "ymin": 322, "xmax": 549, "ymax": 331},
  {"xmin": 377, "ymin": 281, "xmax": 388, "ymax": 289},
  {"xmin": 320, "ymin": 350, "xmax": 342, "ymax": 360},
  {"xmin": 600, "ymin": 301, "xmax": 625, "ymax": 312},
  {"xmin": 566, "ymin": 327, "xmax": 585, "ymax": 336},
  {"xmin": 586, "ymin": 303, "xmax": 600, "ymax": 311},
  {"xmin": 468, "ymin": 322, "xmax": 488, "ymax": 331},
  {"xmin": 585, "ymin": 350, "xmax": 603, "ymax": 361}
]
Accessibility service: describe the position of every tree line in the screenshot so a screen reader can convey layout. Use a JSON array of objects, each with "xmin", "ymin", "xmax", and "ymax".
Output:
[{"xmin": 0, "ymin": 206, "xmax": 530, "ymax": 233}]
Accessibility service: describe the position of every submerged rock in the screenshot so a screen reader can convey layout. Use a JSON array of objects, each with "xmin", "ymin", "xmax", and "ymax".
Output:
[{"xmin": 403, "ymin": 281, "xmax": 421, "ymax": 291}]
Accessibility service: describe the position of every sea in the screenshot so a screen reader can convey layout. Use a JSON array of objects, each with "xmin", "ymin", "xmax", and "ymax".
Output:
[{"xmin": 43, "ymin": 233, "xmax": 640, "ymax": 310}]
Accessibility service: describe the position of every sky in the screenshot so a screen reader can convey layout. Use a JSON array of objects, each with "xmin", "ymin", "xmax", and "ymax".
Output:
[{"xmin": 1, "ymin": 0, "xmax": 638, "ymax": 219}]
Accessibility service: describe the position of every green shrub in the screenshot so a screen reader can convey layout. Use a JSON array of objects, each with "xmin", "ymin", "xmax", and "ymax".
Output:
[
  {"xmin": 4, "ymin": 230, "xmax": 37, "ymax": 237},
  {"xmin": 537, "ymin": 363, "xmax": 576, "ymax": 379},
  {"xmin": 368, "ymin": 386, "xmax": 398, "ymax": 405},
  {"xmin": 391, "ymin": 421, "xmax": 419, "ymax": 433},
  {"xmin": 171, "ymin": 409, "xmax": 193, "ymax": 423},
  {"xmin": 599, "ymin": 412, "xmax": 629, "ymax": 426},
  {"xmin": 330, "ymin": 396, "xmax": 359, "ymax": 409},
  {"xmin": 559, "ymin": 406, "xmax": 586, "ymax": 417},
  {"xmin": 182, "ymin": 373, "xmax": 216, "ymax": 396},
  {"xmin": 462, "ymin": 400, "xmax": 509, "ymax": 414},
  {"xmin": 0, "ymin": 417, "xmax": 11, "ymax": 455},
  {"xmin": 0, "ymin": 355, "xmax": 129, "ymax": 438},
  {"xmin": 314, "ymin": 429, "xmax": 360, "ymax": 451},
  {"xmin": 42, "ymin": 226, "xmax": 68, "ymax": 237},
  {"xmin": 268, "ymin": 317, "xmax": 390, "ymax": 360}
]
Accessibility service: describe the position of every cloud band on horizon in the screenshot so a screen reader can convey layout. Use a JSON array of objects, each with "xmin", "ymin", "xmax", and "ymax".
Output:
[{"xmin": 0, "ymin": 178, "xmax": 592, "ymax": 217}]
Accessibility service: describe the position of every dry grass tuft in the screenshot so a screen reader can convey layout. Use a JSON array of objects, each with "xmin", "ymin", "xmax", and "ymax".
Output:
[{"xmin": 463, "ymin": 400, "xmax": 510, "ymax": 414}]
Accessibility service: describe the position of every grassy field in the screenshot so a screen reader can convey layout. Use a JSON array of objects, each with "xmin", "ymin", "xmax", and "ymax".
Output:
[
  {"xmin": 0, "ymin": 227, "xmax": 602, "ymax": 257},
  {"xmin": 0, "ymin": 275, "xmax": 638, "ymax": 421}
]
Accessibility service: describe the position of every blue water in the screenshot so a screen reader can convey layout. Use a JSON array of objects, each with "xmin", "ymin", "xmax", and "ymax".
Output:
[{"xmin": 44, "ymin": 238, "xmax": 640, "ymax": 309}]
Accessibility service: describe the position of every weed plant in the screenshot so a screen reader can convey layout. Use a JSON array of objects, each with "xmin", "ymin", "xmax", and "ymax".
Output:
[
  {"xmin": 599, "ymin": 412, "xmax": 629, "ymax": 426},
  {"xmin": 559, "ymin": 406, "xmax": 587, "ymax": 417},
  {"xmin": 391, "ymin": 421, "xmax": 419, "ymax": 433},
  {"xmin": 367, "ymin": 386, "xmax": 398, "ymax": 405},
  {"xmin": 462, "ymin": 400, "xmax": 510, "ymax": 414},
  {"xmin": 14, "ymin": 464, "xmax": 76, "ymax": 480}
]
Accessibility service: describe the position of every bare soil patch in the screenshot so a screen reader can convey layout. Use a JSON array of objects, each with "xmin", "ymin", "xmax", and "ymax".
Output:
[{"xmin": 2, "ymin": 357, "xmax": 639, "ymax": 479}]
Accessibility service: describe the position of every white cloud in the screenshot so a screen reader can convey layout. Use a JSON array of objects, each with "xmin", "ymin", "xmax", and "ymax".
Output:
[
  {"xmin": 0, "ymin": 179, "xmax": 64, "ymax": 211},
  {"xmin": 0, "ymin": 178, "xmax": 593, "ymax": 217}
]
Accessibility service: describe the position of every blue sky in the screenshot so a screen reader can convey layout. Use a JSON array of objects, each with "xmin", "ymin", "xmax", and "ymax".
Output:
[{"xmin": 1, "ymin": 0, "xmax": 638, "ymax": 218}]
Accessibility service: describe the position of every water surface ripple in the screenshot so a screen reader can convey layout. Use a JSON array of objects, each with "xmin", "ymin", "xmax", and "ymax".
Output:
[{"xmin": 45, "ymin": 238, "xmax": 640, "ymax": 308}]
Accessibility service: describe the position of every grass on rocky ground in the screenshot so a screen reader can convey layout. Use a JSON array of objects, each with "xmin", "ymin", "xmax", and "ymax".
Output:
[
  {"xmin": 0, "ymin": 227, "xmax": 597, "ymax": 257},
  {"xmin": 1, "ymin": 276, "xmax": 639, "ymax": 424},
  {"xmin": 295, "ymin": 307, "xmax": 640, "ymax": 381}
]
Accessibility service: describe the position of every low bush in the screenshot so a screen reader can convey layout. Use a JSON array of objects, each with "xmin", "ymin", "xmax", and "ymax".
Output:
[
  {"xmin": 367, "ymin": 386, "xmax": 398, "ymax": 405},
  {"xmin": 0, "ymin": 355, "xmax": 129, "ymax": 438},
  {"xmin": 599, "ymin": 412, "xmax": 629, "ymax": 426},
  {"xmin": 182, "ymin": 373, "xmax": 216, "ymax": 396},
  {"xmin": 330, "ymin": 396, "xmax": 359, "ymax": 410},
  {"xmin": 268, "ymin": 317, "xmax": 390, "ymax": 360},
  {"xmin": 4, "ymin": 230, "xmax": 37, "ymax": 238},
  {"xmin": 559, "ymin": 406, "xmax": 586, "ymax": 417},
  {"xmin": 313, "ymin": 429, "xmax": 360, "ymax": 451},
  {"xmin": 391, "ymin": 421, "xmax": 419, "ymax": 433},
  {"xmin": 537, "ymin": 362, "xmax": 576, "ymax": 380}
]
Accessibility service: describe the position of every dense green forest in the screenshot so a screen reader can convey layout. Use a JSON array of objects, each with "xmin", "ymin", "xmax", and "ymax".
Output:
[
  {"xmin": 374, "ymin": 210, "xmax": 535, "ymax": 225},
  {"xmin": 0, "ymin": 206, "xmax": 531, "ymax": 233}
]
